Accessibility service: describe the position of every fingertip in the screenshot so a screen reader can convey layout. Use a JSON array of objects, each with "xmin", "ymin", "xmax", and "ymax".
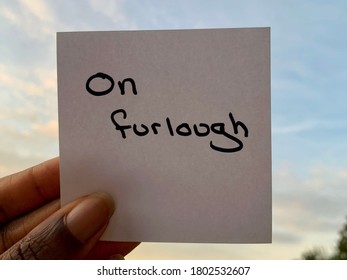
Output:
[
  {"xmin": 65, "ymin": 192, "xmax": 115, "ymax": 243},
  {"xmin": 89, "ymin": 192, "xmax": 116, "ymax": 217}
]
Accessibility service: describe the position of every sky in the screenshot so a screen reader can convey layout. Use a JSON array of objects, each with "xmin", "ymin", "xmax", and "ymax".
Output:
[{"xmin": 0, "ymin": 0, "xmax": 347, "ymax": 259}]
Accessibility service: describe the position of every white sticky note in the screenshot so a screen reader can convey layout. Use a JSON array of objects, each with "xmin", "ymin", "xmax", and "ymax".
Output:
[{"xmin": 57, "ymin": 28, "xmax": 271, "ymax": 243}]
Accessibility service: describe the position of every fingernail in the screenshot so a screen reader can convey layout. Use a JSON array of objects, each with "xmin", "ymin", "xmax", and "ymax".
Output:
[{"xmin": 65, "ymin": 192, "xmax": 115, "ymax": 243}]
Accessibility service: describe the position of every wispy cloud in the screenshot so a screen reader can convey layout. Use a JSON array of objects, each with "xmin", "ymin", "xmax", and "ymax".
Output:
[
  {"xmin": 88, "ymin": 0, "xmax": 136, "ymax": 29},
  {"xmin": 32, "ymin": 120, "xmax": 58, "ymax": 139},
  {"xmin": 273, "ymin": 121, "xmax": 318, "ymax": 134},
  {"xmin": 273, "ymin": 119, "xmax": 347, "ymax": 135},
  {"xmin": 0, "ymin": 64, "xmax": 56, "ymax": 97},
  {"xmin": 19, "ymin": 0, "xmax": 54, "ymax": 24},
  {"xmin": 0, "ymin": 0, "xmax": 59, "ymax": 40}
]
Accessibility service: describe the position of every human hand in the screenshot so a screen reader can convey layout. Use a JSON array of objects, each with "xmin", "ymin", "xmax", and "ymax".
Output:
[{"xmin": 0, "ymin": 158, "xmax": 139, "ymax": 259}]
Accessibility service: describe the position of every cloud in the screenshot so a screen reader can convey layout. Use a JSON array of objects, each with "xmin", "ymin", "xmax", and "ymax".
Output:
[
  {"xmin": 0, "ymin": 0, "xmax": 59, "ymax": 40},
  {"xmin": 273, "ymin": 121, "xmax": 317, "ymax": 134},
  {"xmin": 273, "ymin": 163, "xmax": 347, "ymax": 246},
  {"xmin": 0, "ymin": 64, "xmax": 56, "ymax": 97},
  {"xmin": 88, "ymin": 0, "xmax": 136, "ymax": 29},
  {"xmin": 272, "ymin": 118, "xmax": 347, "ymax": 135},
  {"xmin": 19, "ymin": 0, "xmax": 54, "ymax": 24},
  {"xmin": 1, "ymin": 5, "xmax": 20, "ymax": 25},
  {"xmin": 0, "ymin": 62, "xmax": 58, "ymax": 176},
  {"xmin": 0, "ymin": 119, "xmax": 58, "ymax": 178},
  {"xmin": 0, "ymin": 149, "xmax": 42, "ymax": 177},
  {"xmin": 273, "ymin": 231, "xmax": 302, "ymax": 244},
  {"xmin": 32, "ymin": 120, "xmax": 58, "ymax": 139}
]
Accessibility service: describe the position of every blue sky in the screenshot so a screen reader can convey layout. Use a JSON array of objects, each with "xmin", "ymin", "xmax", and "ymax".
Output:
[{"xmin": 1, "ymin": 0, "xmax": 347, "ymax": 259}]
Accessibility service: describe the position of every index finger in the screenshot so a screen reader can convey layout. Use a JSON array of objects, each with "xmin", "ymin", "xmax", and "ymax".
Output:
[{"xmin": 0, "ymin": 157, "xmax": 60, "ymax": 224}]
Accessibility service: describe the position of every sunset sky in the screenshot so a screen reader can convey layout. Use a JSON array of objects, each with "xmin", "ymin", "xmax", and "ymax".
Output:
[{"xmin": 1, "ymin": 0, "xmax": 347, "ymax": 259}]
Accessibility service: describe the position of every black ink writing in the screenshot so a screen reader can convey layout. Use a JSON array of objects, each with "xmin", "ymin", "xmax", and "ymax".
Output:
[
  {"xmin": 86, "ymin": 72, "xmax": 137, "ymax": 96},
  {"xmin": 86, "ymin": 72, "xmax": 249, "ymax": 153},
  {"xmin": 111, "ymin": 109, "xmax": 248, "ymax": 153}
]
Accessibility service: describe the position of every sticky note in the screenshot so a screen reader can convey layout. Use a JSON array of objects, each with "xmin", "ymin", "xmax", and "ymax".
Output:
[{"xmin": 57, "ymin": 28, "xmax": 271, "ymax": 243}]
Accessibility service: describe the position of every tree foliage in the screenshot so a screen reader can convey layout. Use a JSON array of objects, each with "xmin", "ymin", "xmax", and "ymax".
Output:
[
  {"xmin": 302, "ymin": 217, "xmax": 347, "ymax": 260},
  {"xmin": 301, "ymin": 248, "xmax": 327, "ymax": 260},
  {"xmin": 331, "ymin": 218, "xmax": 347, "ymax": 260}
]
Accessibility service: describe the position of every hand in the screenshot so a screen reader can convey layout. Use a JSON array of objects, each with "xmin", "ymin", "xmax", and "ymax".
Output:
[{"xmin": 0, "ymin": 158, "xmax": 139, "ymax": 259}]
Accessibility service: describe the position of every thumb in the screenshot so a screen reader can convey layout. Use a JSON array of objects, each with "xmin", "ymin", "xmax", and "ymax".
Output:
[{"xmin": 1, "ymin": 192, "xmax": 115, "ymax": 260}]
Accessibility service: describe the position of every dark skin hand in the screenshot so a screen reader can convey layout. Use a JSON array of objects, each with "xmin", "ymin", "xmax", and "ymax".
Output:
[{"xmin": 0, "ymin": 157, "xmax": 139, "ymax": 259}]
